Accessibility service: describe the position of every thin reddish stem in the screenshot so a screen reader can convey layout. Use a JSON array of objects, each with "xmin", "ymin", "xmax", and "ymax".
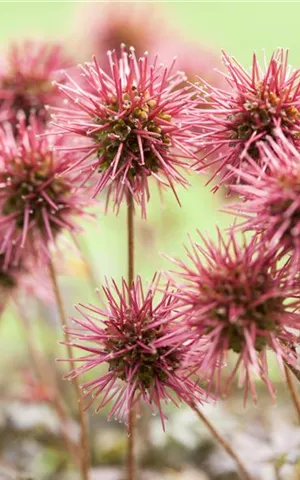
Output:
[
  {"xmin": 127, "ymin": 192, "xmax": 136, "ymax": 480},
  {"xmin": 284, "ymin": 363, "xmax": 300, "ymax": 422},
  {"xmin": 191, "ymin": 404, "xmax": 254, "ymax": 480},
  {"xmin": 48, "ymin": 258, "xmax": 90, "ymax": 480},
  {"xmin": 284, "ymin": 360, "xmax": 300, "ymax": 383}
]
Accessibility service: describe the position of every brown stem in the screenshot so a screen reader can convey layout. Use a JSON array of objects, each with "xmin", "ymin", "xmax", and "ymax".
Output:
[
  {"xmin": 191, "ymin": 404, "xmax": 254, "ymax": 480},
  {"xmin": 127, "ymin": 193, "xmax": 136, "ymax": 480},
  {"xmin": 127, "ymin": 408, "xmax": 136, "ymax": 480},
  {"xmin": 48, "ymin": 258, "xmax": 90, "ymax": 480},
  {"xmin": 13, "ymin": 298, "xmax": 80, "ymax": 465},
  {"xmin": 284, "ymin": 363, "xmax": 300, "ymax": 422},
  {"xmin": 284, "ymin": 360, "xmax": 300, "ymax": 383}
]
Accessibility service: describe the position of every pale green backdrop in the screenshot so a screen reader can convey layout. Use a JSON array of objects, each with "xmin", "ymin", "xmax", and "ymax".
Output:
[
  {"xmin": 0, "ymin": 1, "xmax": 300, "ymax": 64},
  {"xmin": 0, "ymin": 1, "xmax": 297, "ymax": 383}
]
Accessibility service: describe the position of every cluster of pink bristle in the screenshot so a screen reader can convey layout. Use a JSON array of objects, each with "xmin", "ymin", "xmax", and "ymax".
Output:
[
  {"xmin": 50, "ymin": 46, "xmax": 199, "ymax": 217},
  {"xmin": 0, "ymin": 3, "xmax": 300, "ymax": 436},
  {"xmin": 63, "ymin": 275, "xmax": 208, "ymax": 430},
  {"xmin": 46, "ymin": 46, "xmax": 300, "ymax": 426}
]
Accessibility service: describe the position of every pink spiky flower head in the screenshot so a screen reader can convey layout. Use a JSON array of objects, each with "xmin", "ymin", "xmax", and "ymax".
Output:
[
  {"xmin": 168, "ymin": 229, "xmax": 300, "ymax": 401},
  {"xmin": 63, "ymin": 275, "xmax": 209, "ymax": 429},
  {"xmin": 50, "ymin": 46, "xmax": 198, "ymax": 216},
  {"xmin": 0, "ymin": 112, "xmax": 92, "ymax": 267},
  {"xmin": 0, "ymin": 40, "xmax": 72, "ymax": 125},
  {"xmin": 229, "ymin": 129, "xmax": 300, "ymax": 269},
  {"xmin": 194, "ymin": 49, "xmax": 300, "ymax": 188}
]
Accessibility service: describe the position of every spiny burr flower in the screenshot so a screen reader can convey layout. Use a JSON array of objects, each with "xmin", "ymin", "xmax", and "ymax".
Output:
[
  {"xmin": 228, "ymin": 129, "xmax": 300, "ymax": 268},
  {"xmin": 0, "ymin": 113, "xmax": 92, "ymax": 267},
  {"xmin": 63, "ymin": 275, "xmax": 209, "ymax": 429},
  {"xmin": 0, "ymin": 40, "xmax": 72, "ymax": 125},
  {"xmin": 167, "ymin": 229, "xmax": 300, "ymax": 401},
  {"xmin": 50, "ymin": 46, "xmax": 198, "ymax": 216},
  {"xmin": 194, "ymin": 49, "xmax": 300, "ymax": 188}
]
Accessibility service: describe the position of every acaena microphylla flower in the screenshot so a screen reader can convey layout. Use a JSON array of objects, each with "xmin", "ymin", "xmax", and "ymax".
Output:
[
  {"xmin": 50, "ymin": 46, "xmax": 199, "ymax": 216},
  {"xmin": 167, "ymin": 229, "xmax": 300, "ymax": 402},
  {"xmin": 0, "ymin": 40, "xmax": 72, "ymax": 125},
  {"xmin": 228, "ymin": 129, "xmax": 300, "ymax": 270},
  {"xmin": 0, "ymin": 112, "xmax": 93, "ymax": 268},
  {"xmin": 62, "ymin": 275, "xmax": 209, "ymax": 429},
  {"xmin": 194, "ymin": 49, "xmax": 300, "ymax": 189}
]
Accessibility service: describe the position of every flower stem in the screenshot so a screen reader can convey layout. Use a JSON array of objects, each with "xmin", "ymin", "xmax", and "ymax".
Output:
[
  {"xmin": 284, "ymin": 360, "xmax": 300, "ymax": 383},
  {"xmin": 13, "ymin": 297, "xmax": 80, "ymax": 465},
  {"xmin": 127, "ymin": 193, "xmax": 136, "ymax": 480},
  {"xmin": 191, "ymin": 404, "xmax": 254, "ymax": 480},
  {"xmin": 284, "ymin": 363, "xmax": 300, "ymax": 422},
  {"xmin": 48, "ymin": 258, "xmax": 90, "ymax": 480}
]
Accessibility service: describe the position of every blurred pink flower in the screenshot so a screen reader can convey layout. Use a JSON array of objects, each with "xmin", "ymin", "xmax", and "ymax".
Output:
[
  {"xmin": 63, "ymin": 275, "xmax": 208, "ymax": 429},
  {"xmin": 0, "ymin": 40, "xmax": 72, "ymax": 125},
  {"xmin": 75, "ymin": 2, "xmax": 162, "ymax": 70},
  {"xmin": 50, "ymin": 47, "xmax": 198, "ymax": 216},
  {"xmin": 0, "ymin": 112, "xmax": 93, "ymax": 268},
  {"xmin": 228, "ymin": 129, "xmax": 300, "ymax": 270},
  {"xmin": 19, "ymin": 370, "xmax": 52, "ymax": 404},
  {"xmin": 194, "ymin": 49, "xmax": 300, "ymax": 189},
  {"xmin": 167, "ymin": 229, "xmax": 300, "ymax": 401}
]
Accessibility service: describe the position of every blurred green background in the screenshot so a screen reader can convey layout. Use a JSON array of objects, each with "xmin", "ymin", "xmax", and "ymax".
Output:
[
  {"xmin": 1, "ymin": 4, "xmax": 300, "ymax": 478},
  {"xmin": 1, "ymin": 1, "xmax": 300, "ymax": 62},
  {"xmin": 1, "ymin": 0, "xmax": 298, "ymax": 377}
]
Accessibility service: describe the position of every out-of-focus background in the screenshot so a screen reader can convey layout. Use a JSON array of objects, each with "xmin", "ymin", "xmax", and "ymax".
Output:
[{"xmin": 0, "ymin": 2, "xmax": 300, "ymax": 480}]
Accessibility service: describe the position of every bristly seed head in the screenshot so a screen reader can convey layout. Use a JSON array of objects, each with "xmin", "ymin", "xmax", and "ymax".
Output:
[
  {"xmin": 194, "ymin": 49, "xmax": 300, "ymax": 190},
  {"xmin": 93, "ymin": 91, "xmax": 171, "ymax": 179},
  {"xmin": 62, "ymin": 275, "xmax": 209, "ymax": 429},
  {"xmin": 167, "ymin": 229, "xmax": 300, "ymax": 400},
  {"xmin": 49, "ymin": 46, "xmax": 199, "ymax": 217},
  {"xmin": 0, "ymin": 40, "xmax": 72, "ymax": 125},
  {"xmin": 0, "ymin": 113, "xmax": 92, "ymax": 267},
  {"xmin": 2, "ymin": 154, "xmax": 71, "ymax": 231},
  {"xmin": 202, "ymin": 259, "xmax": 283, "ymax": 353},
  {"xmin": 229, "ymin": 129, "xmax": 300, "ymax": 269},
  {"xmin": 105, "ymin": 310, "xmax": 181, "ymax": 389}
]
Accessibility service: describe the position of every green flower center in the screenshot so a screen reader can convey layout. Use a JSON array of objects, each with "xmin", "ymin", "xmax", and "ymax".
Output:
[
  {"xmin": 92, "ymin": 90, "xmax": 172, "ymax": 177},
  {"xmin": 2, "ymin": 76, "xmax": 52, "ymax": 119},
  {"xmin": 228, "ymin": 88, "xmax": 300, "ymax": 157},
  {"xmin": 202, "ymin": 266, "xmax": 283, "ymax": 353},
  {"xmin": 106, "ymin": 316, "xmax": 180, "ymax": 389},
  {"xmin": 1, "ymin": 157, "xmax": 70, "ymax": 231}
]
